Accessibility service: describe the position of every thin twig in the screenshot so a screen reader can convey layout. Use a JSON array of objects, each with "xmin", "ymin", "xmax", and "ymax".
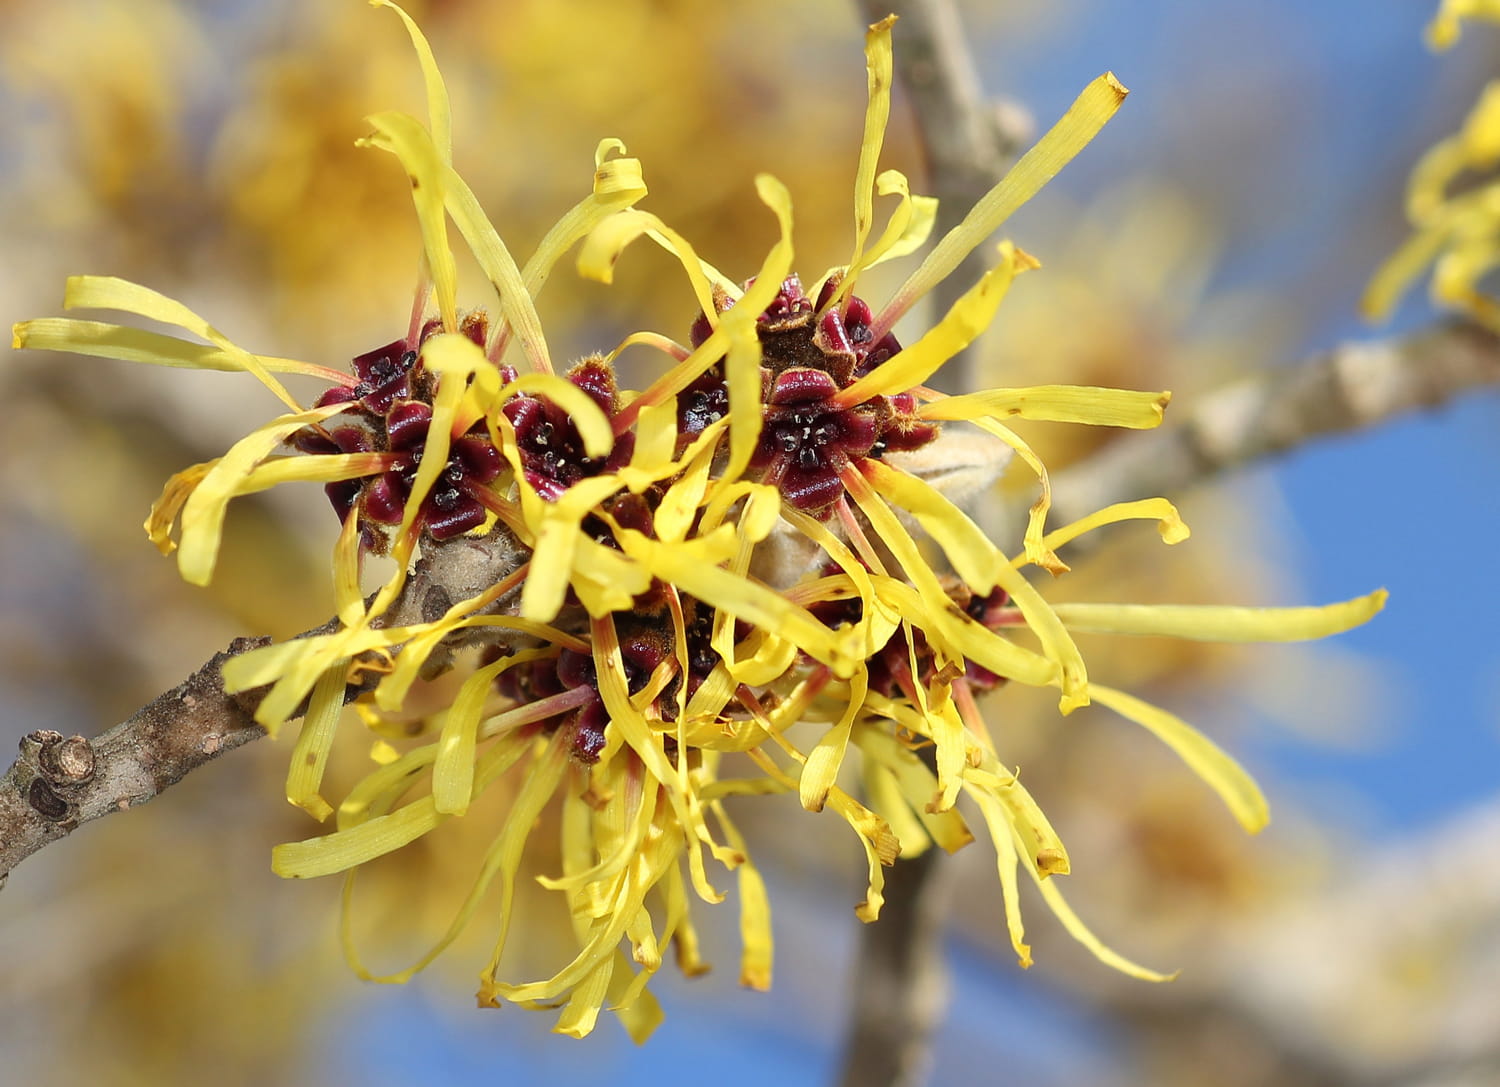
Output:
[
  {"xmin": 836, "ymin": 846, "xmax": 956, "ymax": 1087},
  {"xmin": 0, "ymin": 639, "xmax": 270, "ymax": 887},
  {"xmin": 0, "ymin": 528, "xmax": 526, "ymax": 885},
  {"xmin": 1049, "ymin": 317, "xmax": 1500, "ymax": 529}
]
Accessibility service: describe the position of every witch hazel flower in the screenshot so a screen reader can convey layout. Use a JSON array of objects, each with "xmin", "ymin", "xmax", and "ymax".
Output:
[{"xmin": 13, "ymin": 2, "xmax": 1386, "ymax": 1040}]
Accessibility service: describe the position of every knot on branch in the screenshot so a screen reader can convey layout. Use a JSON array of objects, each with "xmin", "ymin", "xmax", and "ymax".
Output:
[{"xmin": 16, "ymin": 730, "xmax": 96, "ymax": 824}]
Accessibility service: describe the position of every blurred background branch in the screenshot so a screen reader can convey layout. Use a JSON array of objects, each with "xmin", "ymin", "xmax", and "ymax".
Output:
[{"xmin": 1050, "ymin": 317, "xmax": 1500, "ymax": 527}]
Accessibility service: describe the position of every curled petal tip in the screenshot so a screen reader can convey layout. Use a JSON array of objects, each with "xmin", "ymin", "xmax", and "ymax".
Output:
[{"xmin": 1103, "ymin": 71, "xmax": 1130, "ymax": 99}]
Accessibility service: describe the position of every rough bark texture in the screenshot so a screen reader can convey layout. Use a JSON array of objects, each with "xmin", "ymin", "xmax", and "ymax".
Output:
[
  {"xmin": 0, "ymin": 526, "xmax": 526, "ymax": 884},
  {"xmin": 0, "ymin": 640, "xmax": 269, "ymax": 885}
]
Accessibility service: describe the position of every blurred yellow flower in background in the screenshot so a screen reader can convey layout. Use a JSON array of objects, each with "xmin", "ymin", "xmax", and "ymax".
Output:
[{"xmin": 1367, "ymin": 1, "xmax": 1500, "ymax": 327}]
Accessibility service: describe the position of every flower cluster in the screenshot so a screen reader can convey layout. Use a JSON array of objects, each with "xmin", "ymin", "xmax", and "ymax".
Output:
[
  {"xmin": 14, "ymin": 2, "xmax": 1385, "ymax": 1040},
  {"xmin": 1366, "ymin": 0, "xmax": 1500, "ymax": 326}
]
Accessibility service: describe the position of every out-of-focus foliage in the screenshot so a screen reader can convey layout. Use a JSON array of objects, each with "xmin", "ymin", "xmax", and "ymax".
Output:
[{"xmin": 1367, "ymin": 3, "xmax": 1500, "ymax": 330}]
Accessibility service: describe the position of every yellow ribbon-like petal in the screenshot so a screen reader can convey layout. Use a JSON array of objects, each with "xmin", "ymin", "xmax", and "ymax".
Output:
[
  {"xmin": 371, "ymin": 0, "xmax": 451, "ymax": 162},
  {"xmin": 358, "ymin": 111, "xmax": 458, "ymax": 332},
  {"xmin": 922, "ymin": 384, "xmax": 1170, "ymax": 428},
  {"xmin": 874, "ymin": 72, "xmax": 1129, "ymax": 336},
  {"xmin": 60, "ymin": 276, "xmax": 301, "ymax": 411},
  {"xmin": 285, "ymin": 663, "xmax": 350, "ymax": 818},
  {"xmin": 12, "ymin": 318, "xmax": 351, "ymax": 385},
  {"xmin": 1023, "ymin": 498, "xmax": 1190, "ymax": 562},
  {"xmin": 522, "ymin": 140, "xmax": 648, "ymax": 297},
  {"xmin": 176, "ymin": 404, "xmax": 346, "ymax": 585},
  {"xmin": 1050, "ymin": 589, "xmax": 1388, "ymax": 641},
  {"xmin": 1089, "ymin": 684, "xmax": 1269, "ymax": 834},
  {"xmin": 836, "ymin": 242, "xmax": 1026, "ymax": 405},
  {"xmin": 825, "ymin": 14, "xmax": 896, "ymax": 312}
]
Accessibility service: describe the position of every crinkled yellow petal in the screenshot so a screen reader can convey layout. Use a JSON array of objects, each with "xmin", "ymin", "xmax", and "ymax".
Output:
[
  {"xmin": 385, "ymin": 337, "xmax": 475, "ymax": 565},
  {"xmin": 1431, "ymin": 230, "xmax": 1500, "ymax": 327},
  {"xmin": 177, "ymin": 404, "xmax": 346, "ymax": 585},
  {"xmin": 12, "ymin": 318, "xmax": 352, "ymax": 385},
  {"xmin": 1050, "ymin": 589, "xmax": 1387, "ymax": 641},
  {"xmin": 60, "ymin": 275, "xmax": 300, "ymax": 411},
  {"xmin": 722, "ymin": 314, "xmax": 766, "ymax": 486},
  {"xmin": 864, "ymin": 171, "xmax": 939, "ymax": 268},
  {"xmin": 608, "ymin": 329, "xmax": 727, "ymax": 435},
  {"xmin": 358, "ymin": 111, "xmax": 458, "ymax": 332},
  {"xmin": 968, "ymin": 789, "xmax": 1032, "ymax": 967},
  {"xmin": 337, "ymin": 743, "xmax": 438, "ymax": 826},
  {"xmin": 577, "ymin": 208, "xmax": 717, "ymax": 320},
  {"xmin": 555, "ymin": 955, "xmax": 614, "ymax": 1039},
  {"xmin": 827, "ymin": 14, "xmax": 896, "ymax": 312},
  {"xmin": 462, "ymin": 731, "xmax": 572, "ymax": 987},
  {"xmin": 624, "ymin": 535, "xmax": 853, "ymax": 676},
  {"xmin": 863, "ymin": 758, "xmax": 931, "ymax": 859},
  {"xmin": 622, "ymin": 399, "xmax": 680, "ymax": 486},
  {"xmin": 224, "ymin": 622, "xmax": 416, "ymax": 728},
  {"xmin": 371, "ymin": 0, "xmax": 451, "ymax": 162},
  {"xmin": 968, "ymin": 414, "xmax": 1065, "ymax": 573},
  {"xmin": 591, "ymin": 616, "xmax": 727, "ymax": 904},
  {"xmin": 856, "ymin": 725, "xmax": 973, "ymax": 853},
  {"xmin": 285, "ymin": 662, "xmax": 349, "ymax": 818},
  {"xmin": 647, "ymin": 437, "xmax": 712, "ymax": 541},
  {"xmin": 491, "ymin": 840, "xmax": 679, "ymax": 1005},
  {"xmin": 333, "ymin": 507, "xmax": 365, "ymax": 628},
  {"xmin": 569, "ymin": 537, "xmax": 654, "ymax": 618},
  {"xmin": 715, "ymin": 627, "xmax": 799, "ymax": 689},
  {"xmin": 723, "ymin": 175, "xmax": 796, "ymax": 483},
  {"xmin": 518, "ymin": 475, "xmax": 629, "ymax": 621},
  {"xmin": 923, "ymin": 695, "xmax": 969, "ymax": 812},
  {"xmin": 1089, "ymin": 684, "xmax": 1269, "ymax": 834},
  {"xmin": 875, "ymin": 72, "xmax": 1129, "ymax": 336},
  {"xmin": 1031, "ymin": 868, "xmax": 1176, "ymax": 982},
  {"xmin": 440, "ymin": 156, "xmax": 553, "ymax": 373},
  {"xmin": 275, "ymin": 794, "xmax": 445, "ymax": 878},
  {"xmin": 1406, "ymin": 137, "xmax": 1468, "ymax": 223},
  {"xmin": 233, "ymin": 452, "xmax": 391, "ymax": 495},
  {"xmin": 145, "ymin": 460, "xmax": 216, "ymax": 556},
  {"xmin": 858, "ymin": 458, "xmax": 999, "ymax": 591},
  {"xmin": 430, "ymin": 652, "xmax": 531, "ymax": 815},
  {"xmin": 223, "ymin": 633, "xmax": 342, "ymax": 694},
  {"xmin": 708, "ymin": 798, "xmax": 773, "ymax": 990},
  {"xmin": 521, "ymin": 140, "xmax": 648, "ymax": 297},
  {"xmin": 337, "ymin": 729, "xmax": 554, "ymax": 985},
  {"xmin": 800, "ymin": 668, "xmax": 869, "ymax": 812},
  {"xmin": 964, "ymin": 762, "xmax": 1071, "ymax": 878},
  {"xmin": 836, "ymin": 242, "xmax": 1024, "ymax": 406},
  {"xmin": 846, "ymin": 465, "xmax": 1087, "ymax": 709},
  {"xmin": 922, "ymin": 385, "xmax": 1170, "ymax": 429},
  {"xmin": 874, "ymin": 578, "xmax": 1058, "ymax": 689},
  {"xmin": 828, "ymin": 788, "xmax": 897, "ymax": 923},
  {"xmin": 539, "ymin": 782, "xmax": 658, "ymax": 897},
  {"xmin": 608, "ymin": 955, "xmax": 666, "ymax": 1044},
  {"xmin": 1024, "ymin": 498, "xmax": 1189, "ymax": 564},
  {"xmin": 780, "ymin": 505, "xmax": 901, "ymax": 658}
]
